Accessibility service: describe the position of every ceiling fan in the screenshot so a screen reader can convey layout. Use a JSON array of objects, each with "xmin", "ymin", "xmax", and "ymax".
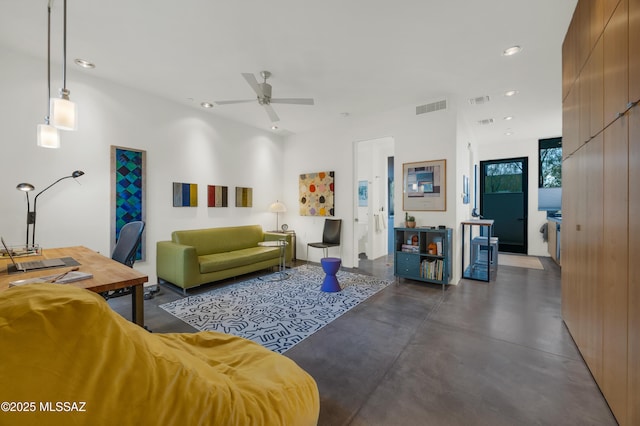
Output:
[{"xmin": 216, "ymin": 71, "xmax": 314, "ymax": 122}]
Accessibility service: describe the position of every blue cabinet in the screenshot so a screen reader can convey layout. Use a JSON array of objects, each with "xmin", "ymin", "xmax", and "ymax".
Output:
[{"xmin": 394, "ymin": 227, "xmax": 452, "ymax": 290}]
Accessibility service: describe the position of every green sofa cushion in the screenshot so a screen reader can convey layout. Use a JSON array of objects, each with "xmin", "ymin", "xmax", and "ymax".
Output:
[
  {"xmin": 173, "ymin": 225, "xmax": 264, "ymax": 256},
  {"xmin": 199, "ymin": 246, "xmax": 280, "ymax": 274}
]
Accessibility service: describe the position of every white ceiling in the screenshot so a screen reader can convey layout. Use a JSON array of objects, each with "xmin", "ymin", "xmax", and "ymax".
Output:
[{"xmin": 0, "ymin": 0, "xmax": 576, "ymax": 144}]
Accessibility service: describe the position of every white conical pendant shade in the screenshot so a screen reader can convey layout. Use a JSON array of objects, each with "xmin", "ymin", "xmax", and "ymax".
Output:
[
  {"xmin": 50, "ymin": 97, "xmax": 77, "ymax": 130},
  {"xmin": 37, "ymin": 123, "xmax": 61, "ymax": 148}
]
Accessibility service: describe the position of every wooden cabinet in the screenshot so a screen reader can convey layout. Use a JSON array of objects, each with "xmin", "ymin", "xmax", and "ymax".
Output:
[
  {"xmin": 394, "ymin": 228, "xmax": 452, "ymax": 289},
  {"xmin": 562, "ymin": 0, "xmax": 638, "ymax": 423}
]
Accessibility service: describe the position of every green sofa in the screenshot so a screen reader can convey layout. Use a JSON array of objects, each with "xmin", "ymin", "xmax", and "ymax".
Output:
[{"xmin": 157, "ymin": 225, "xmax": 292, "ymax": 293}]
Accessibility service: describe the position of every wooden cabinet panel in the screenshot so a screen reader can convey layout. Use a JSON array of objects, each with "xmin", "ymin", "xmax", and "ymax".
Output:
[
  {"xmin": 563, "ymin": 86, "xmax": 580, "ymax": 158},
  {"xmin": 579, "ymin": 73, "xmax": 591, "ymax": 145},
  {"xmin": 628, "ymin": 106, "xmax": 639, "ymax": 426},
  {"xmin": 630, "ymin": 0, "xmax": 640, "ymax": 101},
  {"xmin": 591, "ymin": 0, "xmax": 606, "ymax": 47},
  {"xmin": 577, "ymin": 0, "xmax": 591, "ymax": 70},
  {"xmin": 589, "ymin": 37, "xmax": 605, "ymax": 137},
  {"xmin": 604, "ymin": 0, "xmax": 623, "ymax": 24},
  {"xmin": 561, "ymin": 156, "xmax": 578, "ymax": 330},
  {"xmin": 602, "ymin": 118, "xmax": 629, "ymax": 423},
  {"xmin": 604, "ymin": 0, "xmax": 629, "ymax": 126},
  {"xmin": 583, "ymin": 135, "xmax": 604, "ymax": 384},
  {"xmin": 563, "ymin": 10, "xmax": 578, "ymax": 100}
]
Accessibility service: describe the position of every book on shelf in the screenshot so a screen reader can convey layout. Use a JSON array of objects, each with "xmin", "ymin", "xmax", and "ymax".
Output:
[
  {"xmin": 420, "ymin": 258, "xmax": 444, "ymax": 281},
  {"xmin": 9, "ymin": 271, "xmax": 94, "ymax": 287},
  {"xmin": 401, "ymin": 244, "xmax": 419, "ymax": 253}
]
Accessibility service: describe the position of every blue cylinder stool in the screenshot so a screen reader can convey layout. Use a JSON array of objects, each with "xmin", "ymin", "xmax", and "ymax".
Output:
[{"xmin": 320, "ymin": 257, "xmax": 342, "ymax": 292}]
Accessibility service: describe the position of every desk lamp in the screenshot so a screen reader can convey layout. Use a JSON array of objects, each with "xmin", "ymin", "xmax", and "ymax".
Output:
[{"xmin": 16, "ymin": 170, "xmax": 85, "ymax": 247}]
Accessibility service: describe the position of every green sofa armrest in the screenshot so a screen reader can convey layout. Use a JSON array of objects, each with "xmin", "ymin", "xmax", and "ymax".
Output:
[
  {"xmin": 263, "ymin": 232, "xmax": 293, "ymax": 264},
  {"xmin": 156, "ymin": 241, "xmax": 200, "ymax": 288}
]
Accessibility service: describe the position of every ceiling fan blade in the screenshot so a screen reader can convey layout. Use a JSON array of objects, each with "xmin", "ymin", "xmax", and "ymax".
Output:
[
  {"xmin": 216, "ymin": 99, "xmax": 255, "ymax": 105},
  {"xmin": 270, "ymin": 98, "xmax": 315, "ymax": 105},
  {"xmin": 241, "ymin": 73, "xmax": 264, "ymax": 97},
  {"xmin": 263, "ymin": 104, "xmax": 280, "ymax": 122}
]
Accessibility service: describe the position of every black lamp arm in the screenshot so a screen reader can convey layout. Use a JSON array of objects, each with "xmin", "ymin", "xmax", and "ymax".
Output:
[{"xmin": 30, "ymin": 171, "xmax": 84, "ymax": 246}]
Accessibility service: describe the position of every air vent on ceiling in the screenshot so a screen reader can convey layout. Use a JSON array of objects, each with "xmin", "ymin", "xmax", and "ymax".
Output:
[
  {"xmin": 416, "ymin": 99, "xmax": 447, "ymax": 115},
  {"xmin": 469, "ymin": 95, "xmax": 490, "ymax": 105},
  {"xmin": 477, "ymin": 118, "xmax": 495, "ymax": 125}
]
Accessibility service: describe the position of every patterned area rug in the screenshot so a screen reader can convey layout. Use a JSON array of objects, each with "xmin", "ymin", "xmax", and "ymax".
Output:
[{"xmin": 160, "ymin": 264, "xmax": 392, "ymax": 353}]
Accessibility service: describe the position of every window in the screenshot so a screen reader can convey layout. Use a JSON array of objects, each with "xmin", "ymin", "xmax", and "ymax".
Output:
[
  {"xmin": 538, "ymin": 137, "xmax": 562, "ymax": 212},
  {"xmin": 539, "ymin": 137, "xmax": 562, "ymax": 188}
]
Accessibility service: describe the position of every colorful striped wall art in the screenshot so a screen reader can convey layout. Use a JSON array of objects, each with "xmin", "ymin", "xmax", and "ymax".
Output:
[
  {"xmin": 235, "ymin": 187, "xmax": 253, "ymax": 207},
  {"xmin": 207, "ymin": 185, "xmax": 228, "ymax": 207},
  {"xmin": 173, "ymin": 182, "xmax": 198, "ymax": 207}
]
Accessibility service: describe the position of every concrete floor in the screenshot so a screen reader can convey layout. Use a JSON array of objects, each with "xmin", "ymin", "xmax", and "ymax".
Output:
[{"xmin": 109, "ymin": 255, "xmax": 616, "ymax": 426}]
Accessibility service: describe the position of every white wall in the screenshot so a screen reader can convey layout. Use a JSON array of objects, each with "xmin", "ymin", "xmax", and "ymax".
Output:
[
  {"xmin": 282, "ymin": 101, "xmax": 459, "ymax": 273},
  {"xmin": 477, "ymin": 137, "xmax": 549, "ymax": 257},
  {"xmin": 0, "ymin": 46, "xmax": 286, "ymax": 284}
]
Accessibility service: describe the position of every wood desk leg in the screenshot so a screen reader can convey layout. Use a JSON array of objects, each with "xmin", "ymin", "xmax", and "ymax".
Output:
[{"xmin": 131, "ymin": 284, "xmax": 144, "ymax": 327}]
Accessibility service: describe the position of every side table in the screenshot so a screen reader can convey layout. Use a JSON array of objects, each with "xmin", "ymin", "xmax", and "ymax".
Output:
[{"xmin": 258, "ymin": 240, "xmax": 289, "ymax": 281}]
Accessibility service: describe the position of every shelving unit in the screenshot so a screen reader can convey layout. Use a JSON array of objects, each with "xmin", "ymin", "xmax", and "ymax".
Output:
[{"xmin": 394, "ymin": 227, "xmax": 452, "ymax": 291}]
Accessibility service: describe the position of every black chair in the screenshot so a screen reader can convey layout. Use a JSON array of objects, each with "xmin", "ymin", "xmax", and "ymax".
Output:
[
  {"xmin": 112, "ymin": 221, "xmax": 145, "ymax": 267},
  {"xmin": 307, "ymin": 218, "xmax": 342, "ymax": 261},
  {"xmin": 103, "ymin": 221, "xmax": 146, "ymax": 300}
]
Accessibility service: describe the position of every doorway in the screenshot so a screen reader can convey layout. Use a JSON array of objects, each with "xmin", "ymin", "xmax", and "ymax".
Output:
[
  {"xmin": 480, "ymin": 157, "xmax": 528, "ymax": 254},
  {"xmin": 353, "ymin": 137, "xmax": 395, "ymax": 265}
]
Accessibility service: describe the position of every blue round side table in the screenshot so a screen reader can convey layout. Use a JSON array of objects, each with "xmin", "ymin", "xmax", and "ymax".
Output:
[{"xmin": 320, "ymin": 257, "xmax": 342, "ymax": 292}]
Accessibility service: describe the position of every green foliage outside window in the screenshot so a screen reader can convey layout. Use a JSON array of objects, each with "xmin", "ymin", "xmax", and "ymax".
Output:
[{"xmin": 539, "ymin": 137, "xmax": 562, "ymax": 188}]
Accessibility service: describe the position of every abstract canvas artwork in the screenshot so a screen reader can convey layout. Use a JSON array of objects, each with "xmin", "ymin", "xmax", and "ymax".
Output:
[
  {"xmin": 403, "ymin": 159, "xmax": 446, "ymax": 211},
  {"xmin": 235, "ymin": 187, "xmax": 253, "ymax": 207},
  {"xmin": 173, "ymin": 182, "xmax": 198, "ymax": 207},
  {"xmin": 110, "ymin": 146, "xmax": 146, "ymax": 261},
  {"xmin": 207, "ymin": 185, "xmax": 228, "ymax": 207},
  {"xmin": 358, "ymin": 180, "xmax": 368, "ymax": 207},
  {"xmin": 299, "ymin": 171, "xmax": 334, "ymax": 216}
]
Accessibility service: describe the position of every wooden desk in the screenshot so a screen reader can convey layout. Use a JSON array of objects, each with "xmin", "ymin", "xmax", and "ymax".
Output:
[{"xmin": 0, "ymin": 246, "xmax": 148, "ymax": 326}]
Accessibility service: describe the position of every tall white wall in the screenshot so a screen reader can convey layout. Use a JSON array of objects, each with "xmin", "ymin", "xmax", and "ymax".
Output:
[
  {"xmin": 477, "ymin": 137, "xmax": 550, "ymax": 257},
  {"xmin": 0, "ymin": 46, "xmax": 286, "ymax": 284}
]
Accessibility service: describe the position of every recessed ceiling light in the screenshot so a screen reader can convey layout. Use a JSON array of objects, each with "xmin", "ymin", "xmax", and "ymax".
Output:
[
  {"xmin": 271, "ymin": 125, "xmax": 278, "ymax": 130},
  {"xmin": 200, "ymin": 102, "xmax": 214, "ymax": 108},
  {"xmin": 505, "ymin": 130, "xmax": 514, "ymax": 135},
  {"xmin": 502, "ymin": 46, "xmax": 522, "ymax": 56},
  {"xmin": 504, "ymin": 116, "xmax": 514, "ymax": 121},
  {"xmin": 504, "ymin": 90, "xmax": 519, "ymax": 97},
  {"xmin": 74, "ymin": 58, "xmax": 95, "ymax": 69}
]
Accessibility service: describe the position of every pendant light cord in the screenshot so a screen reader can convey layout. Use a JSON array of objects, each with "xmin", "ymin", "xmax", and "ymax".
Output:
[
  {"xmin": 47, "ymin": 0, "xmax": 52, "ymax": 120},
  {"xmin": 62, "ymin": 0, "xmax": 67, "ymax": 90}
]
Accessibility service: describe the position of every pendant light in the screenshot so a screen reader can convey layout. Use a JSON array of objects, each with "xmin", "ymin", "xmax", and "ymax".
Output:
[
  {"xmin": 37, "ymin": 0, "xmax": 60, "ymax": 148},
  {"xmin": 50, "ymin": 0, "xmax": 77, "ymax": 131}
]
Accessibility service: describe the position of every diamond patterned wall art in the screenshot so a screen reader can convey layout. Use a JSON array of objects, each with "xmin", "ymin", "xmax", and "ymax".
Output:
[{"xmin": 110, "ymin": 146, "xmax": 146, "ymax": 261}]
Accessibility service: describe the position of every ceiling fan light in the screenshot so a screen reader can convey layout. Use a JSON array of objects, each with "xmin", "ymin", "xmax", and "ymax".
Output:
[
  {"xmin": 37, "ymin": 123, "xmax": 61, "ymax": 148},
  {"xmin": 50, "ymin": 93, "xmax": 77, "ymax": 130}
]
